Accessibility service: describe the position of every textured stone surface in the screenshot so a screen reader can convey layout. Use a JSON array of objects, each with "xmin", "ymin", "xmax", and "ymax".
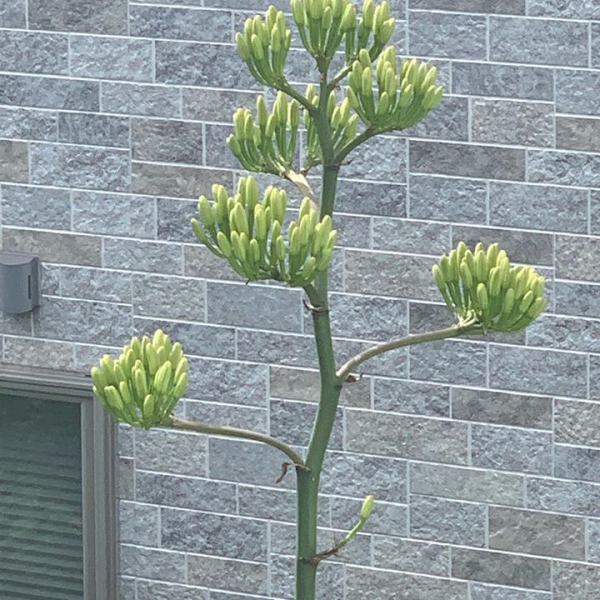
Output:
[
  {"xmin": 528, "ymin": 150, "xmax": 600, "ymax": 187},
  {"xmin": 489, "ymin": 507, "xmax": 585, "ymax": 559},
  {"xmin": 103, "ymin": 238, "xmax": 182, "ymax": 275},
  {"xmin": 187, "ymin": 555, "xmax": 268, "ymax": 595},
  {"xmin": 0, "ymin": 0, "xmax": 25, "ymax": 27},
  {"xmin": 58, "ymin": 113, "xmax": 130, "ymax": 148},
  {"xmin": 528, "ymin": 0, "xmax": 600, "ymax": 18},
  {"xmin": 410, "ymin": 141, "xmax": 525, "ymax": 181},
  {"xmin": 1, "ymin": 185, "xmax": 70, "ymax": 230},
  {"xmin": 490, "ymin": 17, "xmax": 588, "ymax": 67},
  {"xmin": 472, "ymin": 99, "xmax": 554, "ymax": 146},
  {"xmin": 61, "ymin": 267, "xmax": 132, "ymax": 303},
  {"xmin": 410, "ymin": 0, "xmax": 524, "ymax": 11},
  {"xmin": 372, "ymin": 218, "xmax": 451, "ymax": 255},
  {"xmin": 471, "ymin": 424, "xmax": 553, "ymax": 475},
  {"xmin": 552, "ymin": 562, "xmax": 600, "ymax": 600},
  {"xmin": 346, "ymin": 409, "xmax": 468, "ymax": 464},
  {"xmin": 137, "ymin": 581, "xmax": 206, "ymax": 600},
  {"xmin": 0, "ymin": 140, "xmax": 28, "ymax": 183},
  {"xmin": 410, "ymin": 462, "xmax": 524, "ymax": 506},
  {"xmin": 119, "ymin": 502, "xmax": 159, "ymax": 546},
  {"xmin": 452, "ymin": 548, "xmax": 551, "ymax": 590},
  {"xmin": 0, "ymin": 107, "xmax": 57, "ymax": 141},
  {"xmin": 120, "ymin": 545, "xmax": 186, "ymax": 582},
  {"xmin": 471, "ymin": 585, "xmax": 551, "ymax": 600},
  {"xmin": 101, "ymin": 82, "xmax": 181, "ymax": 118},
  {"xmin": 374, "ymin": 378, "xmax": 450, "ymax": 417},
  {"xmin": 451, "ymin": 388, "xmax": 552, "ymax": 429},
  {"xmin": 132, "ymin": 118, "xmax": 204, "ymax": 163},
  {"xmin": 373, "ymin": 536, "xmax": 450, "ymax": 576},
  {"xmin": 554, "ymin": 445, "xmax": 600, "ymax": 483},
  {"xmin": 555, "ymin": 400, "xmax": 600, "ymax": 447},
  {"xmin": 556, "ymin": 116, "xmax": 600, "ymax": 153},
  {"xmin": 556, "ymin": 235, "xmax": 600, "ymax": 282},
  {"xmin": 331, "ymin": 497, "xmax": 407, "ymax": 536},
  {"xmin": 527, "ymin": 315, "xmax": 600, "ymax": 353},
  {"xmin": 0, "ymin": 31, "xmax": 68, "ymax": 76},
  {"xmin": 526, "ymin": 478, "xmax": 600, "ymax": 517},
  {"xmin": 556, "ymin": 70, "xmax": 600, "ymax": 117},
  {"xmin": 410, "ymin": 495, "xmax": 486, "ymax": 546}
]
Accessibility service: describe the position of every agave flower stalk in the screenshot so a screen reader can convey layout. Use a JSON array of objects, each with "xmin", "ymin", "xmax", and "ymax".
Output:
[{"xmin": 91, "ymin": 2, "xmax": 548, "ymax": 599}]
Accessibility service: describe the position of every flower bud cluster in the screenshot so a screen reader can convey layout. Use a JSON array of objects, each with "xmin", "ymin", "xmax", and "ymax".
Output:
[
  {"xmin": 92, "ymin": 330, "xmax": 189, "ymax": 430},
  {"xmin": 433, "ymin": 242, "xmax": 548, "ymax": 332},
  {"xmin": 191, "ymin": 176, "xmax": 337, "ymax": 287}
]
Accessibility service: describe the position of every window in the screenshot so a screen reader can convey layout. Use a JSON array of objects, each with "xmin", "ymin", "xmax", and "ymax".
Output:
[{"xmin": 0, "ymin": 366, "xmax": 116, "ymax": 600}]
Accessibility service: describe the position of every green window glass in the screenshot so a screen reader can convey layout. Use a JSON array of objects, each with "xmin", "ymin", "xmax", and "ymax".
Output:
[{"xmin": 0, "ymin": 394, "xmax": 84, "ymax": 600}]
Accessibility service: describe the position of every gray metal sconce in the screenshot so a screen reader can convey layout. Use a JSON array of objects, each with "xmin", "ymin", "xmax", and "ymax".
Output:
[{"xmin": 0, "ymin": 253, "xmax": 40, "ymax": 314}]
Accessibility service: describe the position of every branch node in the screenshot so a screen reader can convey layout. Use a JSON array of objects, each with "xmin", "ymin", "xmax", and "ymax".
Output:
[{"xmin": 303, "ymin": 298, "xmax": 328, "ymax": 314}]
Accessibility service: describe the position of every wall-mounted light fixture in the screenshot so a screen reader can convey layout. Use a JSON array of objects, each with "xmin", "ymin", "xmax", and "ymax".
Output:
[{"xmin": 0, "ymin": 253, "xmax": 40, "ymax": 314}]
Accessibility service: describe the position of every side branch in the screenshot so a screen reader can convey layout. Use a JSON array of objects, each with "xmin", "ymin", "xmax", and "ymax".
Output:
[
  {"xmin": 336, "ymin": 320, "xmax": 482, "ymax": 383},
  {"xmin": 170, "ymin": 416, "xmax": 306, "ymax": 469}
]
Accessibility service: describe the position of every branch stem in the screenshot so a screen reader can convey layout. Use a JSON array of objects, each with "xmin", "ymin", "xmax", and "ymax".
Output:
[
  {"xmin": 169, "ymin": 416, "xmax": 305, "ymax": 468},
  {"xmin": 336, "ymin": 321, "xmax": 483, "ymax": 383}
]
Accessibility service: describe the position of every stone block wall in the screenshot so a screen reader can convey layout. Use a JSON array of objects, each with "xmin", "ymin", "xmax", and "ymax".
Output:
[{"xmin": 1, "ymin": 1, "xmax": 600, "ymax": 598}]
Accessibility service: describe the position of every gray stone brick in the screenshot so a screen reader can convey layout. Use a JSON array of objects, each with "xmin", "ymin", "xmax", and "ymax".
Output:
[
  {"xmin": 132, "ymin": 118, "xmax": 204, "ymax": 164},
  {"xmin": 410, "ymin": 494, "xmax": 486, "ymax": 547},
  {"xmin": 270, "ymin": 365, "xmax": 370, "ymax": 407},
  {"xmin": 489, "ymin": 182, "xmax": 588, "ymax": 234},
  {"xmin": 118, "ymin": 577, "xmax": 136, "ymax": 600},
  {"xmin": 556, "ymin": 70, "xmax": 600, "ymax": 117},
  {"xmin": 410, "ymin": 339, "xmax": 487, "ymax": 386},
  {"xmin": 471, "ymin": 424, "xmax": 553, "ymax": 475},
  {"xmin": 70, "ymin": 35, "xmax": 153, "ymax": 82},
  {"xmin": 374, "ymin": 378, "xmax": 450, "ymax": 417},
  {"xmin": 134, "ymin": 317, "xmax": 235, "ymax": 359},
  {"xmin": 588, "ymin": 519, "xmax": 600, "ymax": 562},
  {"xmin": 0, "ymin": 140, "xmax": 28, "ymax": 183},
  {"xmin": 527, "ymin": 315, "xmax": 600, "ymax": 353},
  {"xmin": 132, "ymin": 162, "xmax": 232, "ymax": 198},
  {"xmin": 451, "ymin": 388, "xmax": 553, "ymax": 430},
  {"xmin": 0, "ymin": 74, "xmax": 99, "ymax": 111},
  {"xmin": 130, "ymin": 6, "xmax": 232, "ymax": 43},
  {"xmin": 0, "ymin": 0, "xmax": 25, "ymax": 27},
  {"xmin": 335, "ymin": 179, "xmax": 407, "ymax": 217},
  {"xmin": 346, "ymin": 567, "xmax": 467, "ymax": 600},
  {"xmin": 118, "ymin": 457, "xmax": 134, "ymax": 500},
  {"xmin": 472, "ymin": 99, "xmax": 554, "ymax": 147},
  {"xmin": 405, "ymin": 96, "xmax": 469, "ymax": 142},
  {"xmin": 528, "ymin": 0, "xmax": 600, "ymax": 18},
  {"xmin": 133, "ymin": 274, "xmax": 205, "ymax": 321},
  {"xmin": 187, "ymin": 357, "xmax": 268, "ymax": 407},
  {"xmin": 0, "ymin": 107, "xmax": 57, "ymax": 142},
  {"xmin": 161, "ymin": 507, "xmax": 268, "ymax": 560},
  {"xmin": 3, "ymin": 337, "xmax": 77, "ymax": 370},
  {"xmin": 41, "ymin": 264, "xmax": 61, "ymax": 295},
  {"xmin": 155, "ymin": 42, "xmax": 259, "ymax": 89},
  {"xmin": 490, "ymin": 17, "xmax": 588, "ymax": 67},
  {"xmin": 187, "ymin": 399, "xmax": 267, "ymax": 432},
  {"xmin": 187, "ymin": 555, "xmax": 268, "ymax": 595},
  {"xmin": 237, "ymin": 329, "xmax": 316, "ymax": 368},
  {"xmin": 136, "ymin": 471, "xmax": 237, "ymax": 512},
  {"xmin": 452, "ymin": 62, "xmax": 554, "ymax": 101},
  {"xmin": 410, "ymin": 0, "xmax": 524, "ymax": 11},
  {"xmin": 556, "ymin": 235, "xmax": 600, "ymax": 283},
  {"xmin": 372, "ymin": 218, "xmax": 451, "ymax": 255},
  {"xmin": 321, "ymin": 451, "xmax": 407, "ymax": 501},
  {"xmin": 237, "ymin": 485, "xmax": 298, "ymax": 523},
  {"xmin": 120, "ymin": 545, "xmax": 186, "ymax": 583},
  {"xmin": 334, "ymin": 213, "xmax": 371, "ymax": 249},
  {"xmin": 409, "ymin": 11, "xmax": 486, "ymax": 59},
  {"xmin": 410, "ymin": 141, "xmax": 525, "ymax": 181},
  {"xmin": 0, "ymin": 31, "xmax": 68, "ymax": 76},
  {"xmin": 410, "ymin": 462, "xmax": 525, "ymax": 506},
  {"xmin": 489, "ymin": 507, "xmax": 585, "ymax": 560},
  {"xmin": 346, "ymin": 409, "xmax": 469, "ymax": 464},
  {"xmin": 334, "ymin": 336, "xmax": 409, "ymax": 378},
  {"xmin": 29, "ymin": 0, "xmax": 127, "ymax": 34},
  {"xmin": 58, "ymin": 113, "xmax": 129, "ymax": 148},
  {"xmin": 470, "ymin": 584, "xmax": 551, "ymax": 600},
  {"xmin": 2, "ymin": 228, "xmax": 102, "ymax": 266},
  {"xmin": 527, "ymin": 477, "xmax": 600, "ymax": 517},
  {"xmin": 156, "ymin": 198, "xmax": 197, "ymax": 243},
  {"xmin": 593, "ymin": 23, "xmax": 600, "ymax": 68},
  {"xmin": 30, "ymin": 143, "xmax": 129, "ymax": 192},
  {"xmin": 452, "ymin": 225, "xmax": 553, "ymax": 266},
  {"xmin": 345, "ymin": 250, "xmax": 438, "ymax": 301},
  {"xmin": 137, "ymin": 581, "xmax": 205, "ymax": 600},
  {"xmin": 61, "ymin": 266, "xmax": 131, "ymax": 303},
  {"xmin": 553, "ymin": 562, "xmax": 600, "ymax": 600},
  {"xmin": 34, "ymin": 297, "xmax": 132, "ymax": 345},
  {"xmin": 103, "ymin": 238, "xmax": 182, "ymax": 275},
  {"xmin": 331, "ymin": 497, "xmax": 407, "ymax": 536},
  {"xmin": 342, "ymin": 135, "xmax": 407, "ymax": 183},
  {"xmin": 372, "ymin": 536, "xmax": 449, "ymax": 576},
  {"xmin": 119, "ymin": 501, "xmax": 159, "ymax": 546},
  {"xmin": 72, "ymin": 192, "xmax": 155, "ymax": 238},
  {"xmin": 118, "ymin": 424, "xmax": 134, "ymax": 457},
  {"xmin": 184, "ymin": 245, "xmax": 246, "ymax": 282},
  {"xmin": 1, "ymin": 185, "xmax": 70, "ymax": 230},
  {"xmin": 555, "ymin": 400, "xmax": 600, "ymax": 448},
  {"xmin": 207, "ymin": 282, "xmax": 302, "ymax": 333},
  {"xmin": 556, "ymin": 116, "xmax": 600, "ymax": 153},
  {"xmin": 101, "ymin": 82, "xmax": 182, "ymax": 118},
  {"xmin": 555, "ymin": 445, "xmax": 600, "ymax": 483},
  {"xmin": 182, "ymin": 88, "xmax": 257, "ymax": 123},
  {"xmin": 592, "ymin": 355, "xmax": 600, "ymax": 400},
  {"xmin": 528, "ymin": 150, "xmax": 600, "ymax": 187},
  {"xmin": 270, "ymin": 398, "xmax": 343, "ymax": 449},
  {"xmin": 409, "ymin": 175, "xmax": 487, "ymax": 224},
  {"xmin": 135, "ymin": 428, "xmax": 206, "ymax": 476},
  {"xmin": 452, "ymin": 548, "xmax": 551, "ymax": 590}
]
